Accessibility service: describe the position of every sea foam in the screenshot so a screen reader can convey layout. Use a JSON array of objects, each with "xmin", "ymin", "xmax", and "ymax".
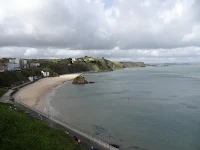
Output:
[{"xmin": 44, "ymin": 81, "xmax": 69, "ymax": 117}]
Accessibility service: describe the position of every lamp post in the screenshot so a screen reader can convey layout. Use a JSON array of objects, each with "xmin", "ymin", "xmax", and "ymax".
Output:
[{"xmin": 109, "ymin": 133, "xmax": 111, "ymax": 150}]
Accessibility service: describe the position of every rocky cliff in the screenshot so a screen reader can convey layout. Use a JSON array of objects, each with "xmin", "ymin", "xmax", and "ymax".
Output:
[
  {"xmin": 120, "ymin": 62, "xmax": 146, "ymax": 68},
  {"xmin": 72, "ymin": 75, "xmax": 88, "ymax": 84}
]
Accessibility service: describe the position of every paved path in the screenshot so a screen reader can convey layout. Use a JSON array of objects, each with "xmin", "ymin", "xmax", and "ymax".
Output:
[
  {"xmin": 0, "ymin": 81, "xmax": 31, "ymax": 103},
  {"xmin": 0, "ymin": 89, "xmax": 14, "ymax": 103}
]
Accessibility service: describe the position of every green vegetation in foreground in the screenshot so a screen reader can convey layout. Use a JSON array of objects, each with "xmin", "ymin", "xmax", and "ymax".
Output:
[
  {"xmin": 0, "ymin": 88, "xmax": 6, "ymax": 97},
  {"xmin": 0, "ymin": 102, "xmax": 85, "ymax": 150}
]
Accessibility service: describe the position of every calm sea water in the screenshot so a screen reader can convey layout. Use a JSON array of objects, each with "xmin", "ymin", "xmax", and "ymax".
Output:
[{"xmin": 49, "ymin": 65, "xmax": 200, "ymax": 150}]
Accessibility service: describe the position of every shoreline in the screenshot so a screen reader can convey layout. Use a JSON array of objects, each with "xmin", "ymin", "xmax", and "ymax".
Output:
[
  {"xmin": 13, "ymin": 73, "xmax": 81, "ymax": 112},
  {"xmin": 12, "ymin": 72, "xmax": 119, "ymax": 150},
  {"xmin": 36, "ymin": 81, "xmax": 67, "ymax": 115}
]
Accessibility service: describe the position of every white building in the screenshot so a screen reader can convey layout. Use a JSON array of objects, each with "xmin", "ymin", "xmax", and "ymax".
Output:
[
  {"xmin": 8, "ymin": 58, "xmax": 28, "ymax": 70},
  {"xmin": 8, "ymin": 63, "xmax": 20, "ymax": 71},
  {"xmin": 8, "ymin": 58, "xmax": 21, "ymax": 71},
  {"xmin": 88, "ymin": 58, "xmax": 95, "ymax": 61},
  {"xmin": 9, "ymin": 58, "xmax": 20, "ymax": 64},
  {"xmin": 71, "ymin": 58, "xmax": 76, "ymax": 63},
  {"xmin": 41, "ymin": 71, "xmax": 50, "ymax": 77},
  {"xmin": 30, "ymin": 63, "xmax": 40, "ymax": 68},
  {"xmin": 28, "ymin": 76, "xmax": 34, "ymax": 82},
  {"xmin": 21, "ymin": 59, "xmax": 28, "ymax": 68}
]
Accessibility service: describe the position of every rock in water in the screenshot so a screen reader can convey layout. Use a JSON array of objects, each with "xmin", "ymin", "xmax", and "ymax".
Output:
[
  {"xmin": 72, "ymin": 75, "xmax": 88, "ymax": 84},
  {"xmin": 88, "ymin": 81, "xmax": 95, "ymax": 84}
]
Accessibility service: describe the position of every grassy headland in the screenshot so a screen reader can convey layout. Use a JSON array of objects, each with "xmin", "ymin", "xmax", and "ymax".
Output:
[
  {"xmin": 120, "ymin": 62, "xmax": 145, "ymax": 68},
  {"xmin": 0, "ymin": 56, "xmax": 145, "ymax": 89},
  {"xmin": 33, "ymin": 56, "xmax": 124, "ymax": 75},
  {"xmin": 0, "ymin": 102, "xmax": 85, "ymax": 150},
  {"xmin": 28, "ymin": 56, "xmax": 145, "ymax": 75},
  {"xmin": 0, "ymin": 56, "xmax": 146, "ymax": 91}
]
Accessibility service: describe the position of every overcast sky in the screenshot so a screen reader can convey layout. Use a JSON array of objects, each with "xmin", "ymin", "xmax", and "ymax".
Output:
[{"xmin": 1, "ymin": 0, "xmax": 200, "ymax": 62}]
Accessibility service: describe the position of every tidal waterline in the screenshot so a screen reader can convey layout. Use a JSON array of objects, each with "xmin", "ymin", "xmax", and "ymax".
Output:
[{"xmin": 50, "ymin": 65, "xmax": 200, "ymax": 150}]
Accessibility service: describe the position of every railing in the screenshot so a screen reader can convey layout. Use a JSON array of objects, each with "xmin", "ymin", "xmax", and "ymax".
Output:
[{"xmin": 14, "ymin": 101, "xmax": 119, "ymax": 150}]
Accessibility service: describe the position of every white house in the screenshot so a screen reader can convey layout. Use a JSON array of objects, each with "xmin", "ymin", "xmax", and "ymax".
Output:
[
  {"xmin": 71, "ymin": 58, "xmax": 76, "ymax": 63},
  {"xmin": 88, "ymin": 58, "xmax": 95, "ymax": 61},
  {"xmin": 41, "ymin": 71, "xmax": 50, "ymax": 77},
  {"xmin": 28, "ymin": 76, "xmax": 34, "ymax": 82}
]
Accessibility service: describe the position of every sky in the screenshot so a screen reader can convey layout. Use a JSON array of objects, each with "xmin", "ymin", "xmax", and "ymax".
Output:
[{"xmin": 0, "ymin": 0, "xmax": 200, "ymax": 63}]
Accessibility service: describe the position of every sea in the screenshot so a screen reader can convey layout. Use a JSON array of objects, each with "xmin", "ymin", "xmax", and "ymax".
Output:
[{"xmin": 46, "ymin": 65, "xmax": 200, "ymax": 150}]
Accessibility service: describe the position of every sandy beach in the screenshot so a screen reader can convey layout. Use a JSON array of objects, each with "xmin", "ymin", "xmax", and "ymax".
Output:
[{"xmin": 14, "ymin": 73, "xmax": 81, "ymax": 111}]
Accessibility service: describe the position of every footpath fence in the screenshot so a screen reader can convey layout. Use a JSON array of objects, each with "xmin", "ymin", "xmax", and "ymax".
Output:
[{"xmin": 14, "ymin": 101, "xmax": 119, "ymax": 150}]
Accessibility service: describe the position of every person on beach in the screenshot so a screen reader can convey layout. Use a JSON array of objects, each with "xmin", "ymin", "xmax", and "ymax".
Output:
[{"xmin": 78, "ymin": 139, "xmax": 82, "ymax": 144}]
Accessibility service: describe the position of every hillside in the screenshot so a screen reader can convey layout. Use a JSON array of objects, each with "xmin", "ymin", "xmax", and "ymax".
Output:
[
  {"xmin": 0, "ymin": 57, "xmax": 145, "ymax": 88},
  {"xmin": 120, "ymin": 62, "xmax": 145, "ymax": 68},
  {"xmin": 30, "ymin": 56, "xmax": 123, "ymax": 75},
  {"xmin": 0, "ymin": 102, "xmax": 85, "ymax": 150},
  {"xmin": 32, "ymin": 56, "xmax": 145, "ymax": 75},
  {"xmin": 69, "ymin": 57, "xmax": 123, "ymax": 73},
  {"xmin": 0, "ymin": 69, "xmax": 44, "ymax": 88}
]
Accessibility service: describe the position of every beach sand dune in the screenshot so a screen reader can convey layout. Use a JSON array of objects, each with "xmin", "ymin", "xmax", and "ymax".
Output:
[{"xmin": 14, "ymin": 73, "xmax": 80, "ymax": 111}]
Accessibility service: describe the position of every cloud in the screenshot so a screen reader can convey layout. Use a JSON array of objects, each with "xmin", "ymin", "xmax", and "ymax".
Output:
[
  {"xmin": 24, "ymin": 48, "xmax": 38, "ymax": 57},
  {"xmin": 1, "ymin": 46, "xmax": 200, "ymax": 63},
  {"xmin": 0, "ymin": 0, "xmax": 200, "ymax": 62}
]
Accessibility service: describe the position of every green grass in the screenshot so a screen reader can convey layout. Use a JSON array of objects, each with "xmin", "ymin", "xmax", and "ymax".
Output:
[
  {"xmin": 0, "ymin": 88, "xmax": 6, "ymax": 97},
  {"xmin": 113, "ymin": 62, "xmax": 123, "ymax": 69},
  {"xmin": 0, "ymin": 102, "xmax": 85, "ymax": 150}
]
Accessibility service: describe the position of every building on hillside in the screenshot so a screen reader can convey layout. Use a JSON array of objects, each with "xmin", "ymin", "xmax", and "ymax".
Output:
[
  {"xmin": 21, "ymin": 59, "xmax": 28, "ymax": 69},
  {"xmin": 30, "ymin": 63, "xmax": 40, "ymax": 68},
  {"xmin": 71, "ymin": 58, "xmax": 76, "ymax": 63},
  {"xmin": 77, "ymin": 58, "xmax": 83, "ymax": 62},
  {"xmin": 9, "ymin": 58, "xmax": 20, "ymax": 64},
  {"xmin": 41, "ymin": 71, "xmax": 50, "ymax": 77},
  {"xmin": 88, "ymin": 58, "xmax": 95, "ymax": 61},
  {"xmin": 8, "ymin": 58, "xmax": 28, "ymax": 71},
  {"xmin": 28, "ymin": 76, "xmax": 34, "ymax": 82},
  {"xmin": 8, "ymin": 63, "xmax": 20, "ymax": 71},
  {"xmin": 0, "ymin": 63, "xmax": 8, "ymax": 72},
  {"xmin": 8, "ymin": 58, "xmax": 20, "ymax": 71}
]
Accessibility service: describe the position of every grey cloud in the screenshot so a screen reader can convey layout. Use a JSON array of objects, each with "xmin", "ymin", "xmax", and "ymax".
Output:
[
  {"xmin": 0, "ymin": 0, "xmax": 200, "ymax": 49},
  {"xmin": 1, "ymin": 46, "xmax": 200, "ymax": 63},
  {"xmin": 1, "ymin": 0, "xmax": 200, "ymax": 62}
]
